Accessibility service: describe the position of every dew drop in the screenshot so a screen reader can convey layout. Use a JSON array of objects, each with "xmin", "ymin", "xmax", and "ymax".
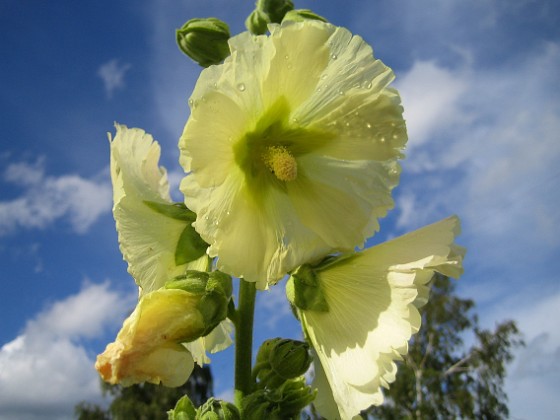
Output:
[
  {"xmin": 345, "ymin": 122, "xmax": 351, "ymax": 127},
  {"xmin": 338, "ymin": 90, "xmax": 344, "ymax": 95},
  {"xmin": 237, "ymin": 83, "xmax": 246, "ymax": 91},
  {"xmin": 204, "ymin": 215, "xmax": 210, "ymax": 221},
  {"xmin": 366, "ymin": 123, "xmax": 372, "ymax": 129},
  {"xmin": 366, "ymin": 82, "xmax": 373, "ymax": 89},
  {"xmin": 331, "ymin": 53, "xmax": 338, "ymax": 59},
  {"xmin": 188, "ymin": 99, "xmax": 194, "ymax": 107},
  {"xmin": 284, "ymin": 54, "xmax": 289, "ymax": 60},
  {"xmin": 380, "ymin": 137, "xmax": 386, "ymax": 143}
]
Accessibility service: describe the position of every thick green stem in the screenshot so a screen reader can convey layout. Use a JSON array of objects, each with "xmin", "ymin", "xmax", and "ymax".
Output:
[{"xmin": 234, "ymin": 279, "xmax": 257, "ymax": 409}]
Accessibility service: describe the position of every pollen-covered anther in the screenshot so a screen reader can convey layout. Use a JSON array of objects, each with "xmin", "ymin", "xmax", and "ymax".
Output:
[{"xmin": 263, "ymin": 146, "xmax": 298, "ymax": 182}]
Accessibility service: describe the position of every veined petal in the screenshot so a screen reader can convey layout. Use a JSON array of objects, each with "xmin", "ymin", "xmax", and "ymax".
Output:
[
  {"xmin": 180, "ymin": 21, "xmax": 407, "ymax": 286},
  {"xmin": 111, "ymin": 124, "xmax": 205, "ymax": 293},
  {"xmin": 296, "ymin": 216, "xmax": 465, "ymax": 419}
]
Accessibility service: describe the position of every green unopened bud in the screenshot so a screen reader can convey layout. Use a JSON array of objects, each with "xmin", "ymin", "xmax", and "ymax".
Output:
[
  {"xmin": 286, "ymin": 264, "xmax": 329, "ymax": 312},
  {"xmin": 245, "ymin": 9, "xmax": 270, "ymax": 35},
  {"xmin": 254, "ymin": 338, "xmax": 311, "ymax": 388},
  {"xmin": 242, "ymin": 377, "xmax": 315, "ymax": 419},
  {"xmin": 269, "ymin": 339, "xmax": 311, "ymax": 380},
  {"xmin": 197, "ymin": 398, "xmax": 240, "ymax": 420},
  {"xmin": 168, "ymin": 395, "xmax": 196, "ymax": 420},
  {"xmin": 282, "ymin": 9, "xmax": 328, "ymax": 23},
  {"xmin": 260, "ymin": 0, "xmax": 294, "ymax": 23},
  {"xmin": 176, "ymin": 18, "xmax": 231, "ymax": 67},
  {"xmin": 245, "ymin": 0, "xmax": 294, "ymax": 34}
]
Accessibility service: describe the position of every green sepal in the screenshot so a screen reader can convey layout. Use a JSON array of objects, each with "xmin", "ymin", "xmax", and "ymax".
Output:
[
  {"xmin": 144, "ymin": 200, "xmax": 196, "ymax": 222},
  {"xmin": 168, "ymin": 395, "xmax": 197, "ymax": 420},
  {"xmin": 175, "ymin": 224, "xmax": 208, "ymax": 265},
  {"xmin": 165, "ymin": 271, "xmax": 209, "ymax": 295},
  {"xmin": 286, "ymin": 264, "xmax": 329, "ymax": 312},
  {"xmin": 197, "ymin": 398, "xmax": 240, "ymax": 420}
]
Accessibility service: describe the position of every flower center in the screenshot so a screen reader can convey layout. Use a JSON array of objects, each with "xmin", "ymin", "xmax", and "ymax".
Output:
[{"xmin": 262, "ymin": 146, "xmax": 298, "ymax": 182}]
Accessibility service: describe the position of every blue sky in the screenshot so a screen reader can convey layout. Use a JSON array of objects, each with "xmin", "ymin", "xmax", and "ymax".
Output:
[{"xmin": 1, "ymin": 0, "xmax": 559, "ymax": 418}]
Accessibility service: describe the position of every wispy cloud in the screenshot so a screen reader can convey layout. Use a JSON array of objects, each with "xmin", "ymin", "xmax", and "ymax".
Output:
[
  {"xmin": 0, "ymin": 159, "xmax": 111, "ymax": 236},
  {"xmin": 0, "ymin": 282, "xmax": 135, "ymax": 419},
  {"xmin": 392, "ymin": 43, "xmax": 560, "ymax": 419},
  {"xmin": 97, "ymin": 59, "xmax": 131, "ymax": 99}
]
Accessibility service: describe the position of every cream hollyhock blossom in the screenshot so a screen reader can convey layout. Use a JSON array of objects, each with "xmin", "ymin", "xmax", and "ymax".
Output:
[
  {"xmin": 179, "ymin": 20, "xmax": 407, "ymax": 288},
  {"xmin": 96, "ymin": 288, "xmax": 206, "ymax": 387},
  {"xmin": 108, "ymin": 124, "xmax": 232, "ymax": 366},
  {"xmin": 286, "ymin": 216, "xmax": 465, "ymax": 419}
]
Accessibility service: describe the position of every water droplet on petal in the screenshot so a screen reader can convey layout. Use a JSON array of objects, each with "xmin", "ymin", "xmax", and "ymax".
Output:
[
  {"xmin": 380, "ymin": 137, "xmax": 386, "ymax": 143},
  {"xmin": 366, "ymin": 123, "xmax": 372, "ymax": 129},
  {"xmin": 366, "ymin": 82, "xmax": 373, "ymax": 89},
  {"xmin": 237, "ymin": 83, "xmax": 246, "ymax": 91},
  {"xmin": 331, "ymin": 53, "xmax": 338, "ymax": 59}
]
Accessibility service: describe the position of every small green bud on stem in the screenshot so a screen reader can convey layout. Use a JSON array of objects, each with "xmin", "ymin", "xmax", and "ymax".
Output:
[{"xmin": 177, "ymin": 18, "xmax": 231, "ymax": 67}]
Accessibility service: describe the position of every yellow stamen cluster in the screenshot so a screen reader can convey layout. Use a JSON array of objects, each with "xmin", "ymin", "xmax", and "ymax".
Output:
[{"xmin": 262, "ymin": 146, "xmax": 298, "ymax": 182}]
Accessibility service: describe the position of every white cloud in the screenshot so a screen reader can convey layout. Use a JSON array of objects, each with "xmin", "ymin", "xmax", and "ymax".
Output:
[
  {"xmin": 0, "ymin": 159, "xmax": 111, "ymax": 236},
  {"xmin": 396, "ymin": 61, "xmax": 468, "ymax": 149},
  {"xmin": 0, "ymin": 282, "xmax": 135, "ymax": 419},
  {"xmin": 97, "ymin": 59, "xmax": 131, "ymax": 99}
]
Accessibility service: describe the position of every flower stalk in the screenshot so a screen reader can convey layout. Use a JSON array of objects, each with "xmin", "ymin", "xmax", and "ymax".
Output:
[{"xmin": 233, "ymin": 279, "xmax": 257, "ymax": 408}]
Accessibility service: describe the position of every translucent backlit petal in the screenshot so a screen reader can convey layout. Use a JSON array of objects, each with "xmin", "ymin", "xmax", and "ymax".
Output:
[{"xmin": 299, "ymin": 216, "xmax": 465, "ymax": 419}]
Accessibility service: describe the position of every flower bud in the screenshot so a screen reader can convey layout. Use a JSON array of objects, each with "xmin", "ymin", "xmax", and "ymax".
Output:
[
  {"xmin": 197, "ymin": 398, "xmax": 240, "ymax": 420},
  {"xmin": 254, "ymin": 338, "xmax": 311, "ymax": 388},
  {"xmin": 245, "ymin": 0, "xmax": 294, "ymax": 34},
  {"xmin": 268, "ymin": 339, "xmax": 311, "ymax": 380},
  {"xmin": 245, "ymin": 9, "xmax": 269, "ymax": 35},
  {"xmin": 242, "ymin": 377, "xmax": 315, "ymax": 419},
  {"xmin": 282, "ymin": 9, "xmax": 327, "ymax": 23},
  {"xmin": 176, "ymin": 18, "xmax": 231, "ymax": 67},
  {"xmin": 168, "ymin": 395, "xmax": 197, "ymax": 420}
]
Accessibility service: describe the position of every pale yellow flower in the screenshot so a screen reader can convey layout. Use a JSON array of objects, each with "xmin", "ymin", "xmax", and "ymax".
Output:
[
  {"xmin": 287, "ymin": 216, "xmax": 465, "ymax": 419},
  {"xmin": 179, "ymin": 20, "xmax": 407, "ymax": 288},
  {"xmin": 108, "ymin": 124, "xmax": 232, "ymax": 365},
  {"xmin": 95, "ymin": 288, "xmax": 206, "ymax": 387}
]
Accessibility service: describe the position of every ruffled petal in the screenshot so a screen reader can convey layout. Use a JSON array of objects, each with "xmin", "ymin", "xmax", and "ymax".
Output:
[
  {"xmin": 111, "ymin": 124, "xmax": 202, "ymax": 293},
  {"xmin": 299, "ymin": 216, "xmax": 465, "ymax": 419}
]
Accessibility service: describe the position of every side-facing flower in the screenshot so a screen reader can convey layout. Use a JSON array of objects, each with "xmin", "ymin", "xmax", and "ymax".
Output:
[
  {"xmin": 110, "ymin": 123, "xmax": 208, "ymax": 294},
  {"xmin": 286, "ymin": 216, "xmax": 465, "ymax": 419},
  {"xmin": 108, "ymin": 124, "xmax": 232, "ymax": 365},
  {"xmin": 96, "ymin": 270, "xmax": 233, "ymax": 387},
  {"xmin": 95, "ymin": 288, "xmax": 203, "ymax": 387},
  {"xmin": 179, "ymin": 20, "xmax": 407, "ymax": 288}
]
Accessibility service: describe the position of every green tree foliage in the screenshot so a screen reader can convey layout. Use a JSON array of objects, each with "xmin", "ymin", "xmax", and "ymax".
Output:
[
  {"xmin": 364, "ymin": 274, "xmax": 524, "ymax": 420},
  {"xmin": 75, "ymin": 365, "xmax": 213, "ymax": 420}
]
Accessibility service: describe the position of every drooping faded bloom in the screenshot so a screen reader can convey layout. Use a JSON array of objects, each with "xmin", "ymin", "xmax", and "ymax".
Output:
[
  {"xmin": 286, "ymin": 216, "xmax": 465, "ymax": 419},
  {"xmin": 96, "ymin": 288, "xmax": 204, "ymax": 387},
  {"xmin": 179, "ymin": 20, "xmax": 407, "ymax": 288},
  {"xmin": 107, "ymin": 124, "xmax": 232, "ymax": 368}
]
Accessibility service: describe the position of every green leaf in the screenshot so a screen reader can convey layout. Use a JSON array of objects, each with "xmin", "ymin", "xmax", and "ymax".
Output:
[
  {"xmin": 144, "ymin": 200, "xmax": 196, "ymax": 222},
  {"xmin": 175, "ymin": 225, "xmax": 208, "ymax": 265}
]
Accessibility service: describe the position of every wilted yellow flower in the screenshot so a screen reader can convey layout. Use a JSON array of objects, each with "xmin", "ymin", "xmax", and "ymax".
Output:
[
  {"xmin": 95, "ymin": 288, "xmax": 206, "ymax": 387},
  {"xmin": 108, "ymin": 124, "xmax": 233, "ymax": 364},
  {"xmin": 286, "ymin": 216, "xmax": 465, "ymax": 419},
  {"xmin": 179, "ymin": 20, "xmax": 407, "ymax": 288}
]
